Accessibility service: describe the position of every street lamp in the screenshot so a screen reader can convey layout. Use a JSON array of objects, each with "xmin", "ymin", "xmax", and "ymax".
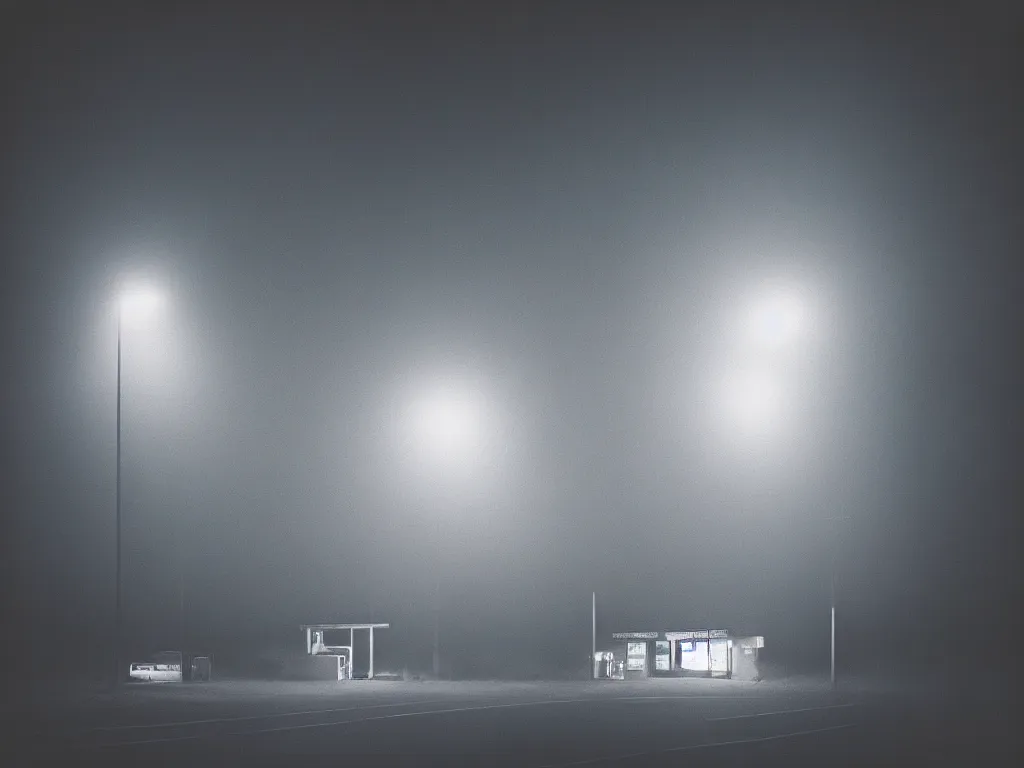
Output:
[
  {"xmin": 730, "ymin": 285, "xmax": 841, "ymax": 690},
  {"xmin": 409, "ymin": 386, "xmax": 487, "ymax": 470},
  {"xmin": 406, "ymin": 377, "xmax": 491, "ymax": 679},
  {"xmin": 114, "ymin": 286, "xmax": 163, "ymax": 686}
]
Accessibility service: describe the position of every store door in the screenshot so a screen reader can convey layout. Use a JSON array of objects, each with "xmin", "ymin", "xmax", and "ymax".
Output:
[{"xmin": 710, "ymin": 638, "xmax": 730, "ymax": 677}]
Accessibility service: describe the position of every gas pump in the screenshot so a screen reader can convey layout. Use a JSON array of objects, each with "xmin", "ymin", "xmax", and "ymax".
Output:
[
  {"xmin": 336, "ymin": 652, "xmax": 351, "ymax": 681},
  {"xmin": 593, "ymin": 651, "xmax": 619, "ymax": 679}
]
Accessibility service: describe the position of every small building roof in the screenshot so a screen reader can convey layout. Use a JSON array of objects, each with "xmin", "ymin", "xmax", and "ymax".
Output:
[{"xmin": 300, "ymin": 623, "xmax": 390, "ymax": 630}]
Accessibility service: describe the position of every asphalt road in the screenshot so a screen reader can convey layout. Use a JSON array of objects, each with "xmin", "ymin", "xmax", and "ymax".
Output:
[{"xmin": 7, "ymin": 678, "xmax": 1009, "ymax": 766}]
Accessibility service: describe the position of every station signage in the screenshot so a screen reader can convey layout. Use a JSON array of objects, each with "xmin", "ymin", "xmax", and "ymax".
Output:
[
  {"xmin": 613, "ymin": 629, "xmax": 730, "ymax": 640},
  {"xmin": 665, "ymin": 629, "xmax": 730, "ymax": 640},
  {"xmin": 666, "ymin": 630, "xmax": 707, "ymax": 640}
]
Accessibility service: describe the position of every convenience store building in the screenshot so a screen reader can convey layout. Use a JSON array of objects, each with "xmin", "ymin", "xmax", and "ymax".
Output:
[{"xmin": 610, "ymin": 629, "xmax": 764, "ymax": 680}]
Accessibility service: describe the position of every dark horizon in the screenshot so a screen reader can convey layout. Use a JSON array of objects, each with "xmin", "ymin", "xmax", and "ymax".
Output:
[{"xmin": 2, "ymin": 2, "xmax": 1020, "ymax": 689}]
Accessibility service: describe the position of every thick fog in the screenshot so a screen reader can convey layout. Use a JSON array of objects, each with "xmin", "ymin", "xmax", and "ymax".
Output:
[{"xmin": 2, "ymin": 3, "xmax": 1019, "ymax": 685}]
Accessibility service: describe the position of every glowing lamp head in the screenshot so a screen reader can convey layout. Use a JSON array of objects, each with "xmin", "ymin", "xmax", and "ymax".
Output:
[
  {"xmin": 119, "ymin": 287, "xmax": 164, "ymax": 321},
  {"xmin": 408, "ymin": 382, "xmax": 488, "ymax": 469}
]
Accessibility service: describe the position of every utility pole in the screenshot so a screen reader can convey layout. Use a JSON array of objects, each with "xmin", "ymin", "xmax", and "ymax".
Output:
[
  {"xmin": 591, "ymin": 592, "xmax": 596, "ymax": 679},
  {"xmin": 110, "ymin": 287, "xmax": 163, "ymax": 689},
  {"xmin": 433, "ymin": 517, "xmax": 441, "ymax": 679},
  {"xmin": 828, "ymin": 514, "xmax": 849, "ymax": 692},
  {"xmin": 179, "ymin": 557, "xmax": 186, "ymax": 651},
  {"xmin": 114, "ymin": 311, "xmax": 122, "ymax": 688},
  {"xmin": 830, "ymin": 567, "xmax": 836, "ymax": 690}
]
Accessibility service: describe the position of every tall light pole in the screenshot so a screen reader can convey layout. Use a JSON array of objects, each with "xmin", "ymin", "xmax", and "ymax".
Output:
[
  {"xmin": 406, "ymin": 377, "xmax": 492, "ymax": 680},
  {"xmin": 831, "ymin": 566, "xmax": 836, "ymax": 690},
  {"xmin": 114, "ymin": 308, "xmax": 122, "ymax": 687},
  {"xmin": 433, "ymin": 517, "xmax": 441, "ymax": 679},
  {"xmin": 826, "ymin": 514, "xmax": 849, "ymax": 692},
  {"xmin": 114, "ymin": 287, "xmax": 163, "ymax": 686},
  {"xmin": 728, "ymin": 285, "xmax": 844, "ymax": 690}
]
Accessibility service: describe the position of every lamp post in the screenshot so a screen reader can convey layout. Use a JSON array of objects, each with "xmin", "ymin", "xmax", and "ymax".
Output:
[
  {"xmin": 114, "ymin": 308, "xmax": 122, "ymax": 687},
  {"xmin": 826, "ymin": 514, "xmax": 849, "ymax": 692},
  {"xmin": 406, "ymin": 377, "xmax": 491, "ymax": 680},
  {"xmin": 831, "ymin": 567, "xmax": 836, "ymax": 690},
  {"xmin": 729, "ymin": 285, "xmax": 844, "ymax": 690},
  {"xmin": 113, "ymin": 287, "xmax": 163, "ymax": 686},
  {"xmin": 433, "ymin": 517, "xmax": 441, "ymax": 679}
]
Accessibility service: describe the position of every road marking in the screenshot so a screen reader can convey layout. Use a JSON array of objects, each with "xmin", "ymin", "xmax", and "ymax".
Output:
[
  {"xmin": 85, "ymin": 698, "xmax": 453, "ymax": 732},
  {"xmin": 249, "ymin": 699, "xmax": 603, "ymax": 734},
  {"xmin": 705, "ymin": 702, "xmax": 858, "ymax": 721},
  {"xmin": 88, "ymin": 694, "xmax": 843, "ymax": 748},
  {"xmin": 246, "ymin": 695, "xmax": 787, "ymax": 735},
  {"xmin": 95, "ymin": 733, "xmax": 204, "ymax": 747},
  {"xmin": 598, "ymin": 696, "xmax": 765, "ymax": 704},
  {"xmin": 86, "ymin": 694, "xmax": 756, "ymax": 735},
  {"xmin": 536, "ymin": 723, "xmax": 858, "ymax": 766},
  {"xmin": 94, "ymin": 699, "xmax": 589, "ymax": 746}
]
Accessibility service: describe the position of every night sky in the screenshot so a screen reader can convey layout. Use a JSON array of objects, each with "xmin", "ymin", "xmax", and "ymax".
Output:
[{"xmin": 2, "ymin": 2, "xmax": 1020, "ymax": 683}]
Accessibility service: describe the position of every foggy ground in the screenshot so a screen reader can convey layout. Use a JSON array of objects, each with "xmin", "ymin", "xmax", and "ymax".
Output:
[{"xmin": 8, "ymin": 676, "xmax": 1012, "ymax": 766}]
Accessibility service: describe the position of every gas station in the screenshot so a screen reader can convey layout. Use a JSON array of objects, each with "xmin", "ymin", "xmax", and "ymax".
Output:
[{"xmin": 300, "ymin": 623, "xmax": 390, "ymax": 680}]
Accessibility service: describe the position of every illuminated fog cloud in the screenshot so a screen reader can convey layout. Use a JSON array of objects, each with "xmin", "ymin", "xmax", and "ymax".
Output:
[
  {"xmin": 408, "ymin": 378, "xmax": 491, "ymax": 470},
  {"xmin": 720, "ymin": 369, "xmax": 783, "ymax": 436},
  {"xmin": 744, "ymin": 289, "xmax": 805, "ymax": 349}
]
